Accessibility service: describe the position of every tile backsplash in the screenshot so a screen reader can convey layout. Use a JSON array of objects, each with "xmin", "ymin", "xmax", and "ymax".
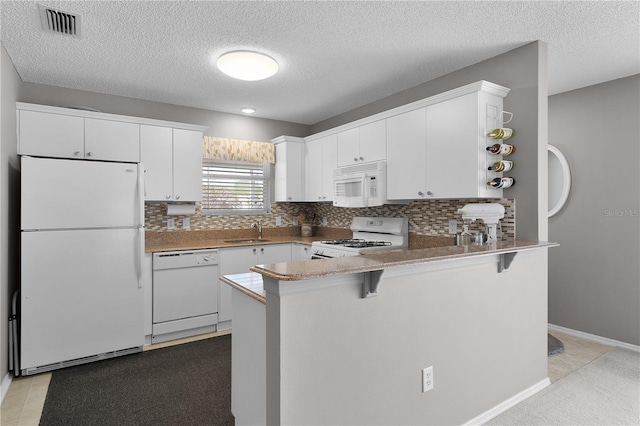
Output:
[{"xmin": 146, "ymin": 198, "xmax": 515, "ymax": 241}]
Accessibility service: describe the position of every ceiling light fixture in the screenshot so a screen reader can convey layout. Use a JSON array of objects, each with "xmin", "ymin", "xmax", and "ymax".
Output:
[
  {"xmin": 216, "ymin": 51, "xmax": 278, "ymax": 81},
  {"xmin": 241, "ymin": 107, "xmax": 256, "ymax": 114}
]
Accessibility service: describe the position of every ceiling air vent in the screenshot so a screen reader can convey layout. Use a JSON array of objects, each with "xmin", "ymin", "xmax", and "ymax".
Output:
[{"xmin": 38, "ymin": 4, "xmax": 81, "ymax": 37}]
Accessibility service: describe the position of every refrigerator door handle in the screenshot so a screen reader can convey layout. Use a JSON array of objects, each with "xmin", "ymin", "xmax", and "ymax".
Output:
[
  {"xmin": 137, "ymin": 227, "xmax": 144, "ymax": 288},
  {"xmin": 137, "ymin": 164, "xmax": 145, "ymax": 289}
]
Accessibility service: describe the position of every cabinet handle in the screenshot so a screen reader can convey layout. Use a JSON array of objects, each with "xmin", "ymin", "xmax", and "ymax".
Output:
[
  {"xmin": 288, "ymin": 197, "xmax": 292, "ymax": 200},
  {"xmin": 175, "ymin": 195, "xmax": 181, "ymax": 200},
  {"xmin": 73, "ymin": 151, "xmax": 81, "ymax": 156},
  {"xmin": 318, "ymin": 196, "xmax": 322, "ymax": 200},
  {"xmin": 353, "ymin": 157, "xmax": 358, "ymax": 162},
  {"xmin": 359, "ymin": 156, "xmax": 364, "ymax": 161},
  {"xmin": 427, "ymin": 191, "xmax": 433, "ymax": 196},
  {"xmin": 418, "ymin": 191, "xmax": 424, "ymax": 196},
  {"xmin": 86, "ymin": 152, "xmax": 93, "ymax": 157},
  {"xmin": 166, "ymin": 195, "xmax": 171, "ymax": 199},
  {"xmin": 253, "ymin": 248, "xmax": 257, "ymax": 253}
]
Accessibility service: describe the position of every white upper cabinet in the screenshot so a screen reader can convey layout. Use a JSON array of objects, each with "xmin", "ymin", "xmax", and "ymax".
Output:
[
  {"xmin": 336, "ymin": 120, "xmax": 386, "ymax": 166},
  {"xmin": 273, "ymin": 137, "xmax": 305, "ymax": 202},
  {"xmin": 305, "ymin": 134, "xmax": 337, "ymax": 201},
  {"xmin": 141, "ymin": 125, "xmax": 203, "ymax": 202},
  {"xmin": 18, "ymin": 110, "xmax": 139, "ymax": 162},
  {"xmin": 386, "ymin": 108, "xmax": 427, "ymax": 200},
  {"xmin": 18, "ymin": 110, "xmax": 85, "ymax": 159},
  {"xmin": 387, "ymin": 89, "xmax": 505, "ymax": 200},
  {"xmin": 85, "ymin": 118, "xmax": 140, "ymax": 162}
]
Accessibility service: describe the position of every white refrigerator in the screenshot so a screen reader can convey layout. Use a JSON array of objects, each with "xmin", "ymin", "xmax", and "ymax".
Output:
[{"xmin": 20, "ymin": 156, "xmax": 145, "ymax": 375}]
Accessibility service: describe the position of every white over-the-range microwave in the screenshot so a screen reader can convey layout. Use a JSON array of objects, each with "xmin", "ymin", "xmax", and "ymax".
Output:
[{"xmin": 333, "ymin": 161, "xmax": 388, "ymax": 208}]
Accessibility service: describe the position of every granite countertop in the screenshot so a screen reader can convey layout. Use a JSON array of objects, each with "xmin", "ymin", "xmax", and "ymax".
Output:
[
  {"xmin": 146, "ymin": 234, "xmax": 317, "ymax": 253},
  {"xmin": 250, "ymin": 240, "xmax": 558, "ymax": 281},
  {"xmin": 220, "ymin": 272, "xmax": 267, "ymax": 304}
]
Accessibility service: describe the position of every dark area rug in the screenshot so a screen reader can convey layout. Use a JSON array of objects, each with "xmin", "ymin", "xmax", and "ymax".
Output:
[
  {"xmin": 39, "ymin": 335, "xmax": 234, "ymax": 426},
  {"xmin": 548, "ymin": 333, "xmax": 565, "ymax": 357}
]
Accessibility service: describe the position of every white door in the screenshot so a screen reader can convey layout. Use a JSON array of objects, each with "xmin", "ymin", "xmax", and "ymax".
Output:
[
  {"xmin": 20, "ymin": 228, "xmax": 144, "ymax": 370},
  {"xmin": 141, "ymin": 125, "xmax": 174, "ymax": 201},
  {"xmin": 18, "ymin": 110, "xmax": 84, "ymax": 159},
  {"xmin": 85, "ymin": 118, "xmax": 140, "ymax": 163},
  {"xmin": 172, "ymin": 129, "xmax": 203, "ymax": 202},
  {"xmin": 21, "ymin": 156, "xmax": 141, "ymax": 229}
]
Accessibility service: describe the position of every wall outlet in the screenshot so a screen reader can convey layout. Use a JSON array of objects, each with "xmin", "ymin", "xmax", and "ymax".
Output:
[
  {"xmin": 448, "ymin": 219, "xmax": 457, "ymax": 235},
  {"xmin": 422, "ymin": 366, "xmax": 433, "ymax": 393},
  {"xmin": 322, "ymin": 217, "xmax": 328, "ymax": 226},
  {"xmin": 182, "ymin": 218, "xmax": 190, "ymax": 230},
  {"xmin": 167, "ymin": 218, "xmax": 175, "ymax": 230},
  {"xmin": 292, "ymin": 216, "xmax": 298, "ymax": 225},
  {"xmin": 275, "ymin": 216, "xmax": 282, "ymax": 226}
]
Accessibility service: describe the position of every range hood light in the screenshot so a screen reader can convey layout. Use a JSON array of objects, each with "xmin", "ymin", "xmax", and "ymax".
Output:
[
  {"xmin": 217, "ymin": 51, "xmax": 278, "ymax": 81},
  {"xmin": 241, "ymin": 107, "xmax": 256, "ymax": 114}
]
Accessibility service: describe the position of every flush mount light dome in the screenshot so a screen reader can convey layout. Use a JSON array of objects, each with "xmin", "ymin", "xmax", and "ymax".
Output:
[
  {"xmin": 241, "ymin": 107, "xmax": 256, "ymax": 114},
  {"xmin": 216, "ymin": 51, "xmax": 278, "ymax": 81}
]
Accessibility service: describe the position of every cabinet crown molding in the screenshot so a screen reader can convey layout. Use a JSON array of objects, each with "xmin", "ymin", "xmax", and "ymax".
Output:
[
  {"xmin": 16, "ymin": 102, "xmax": 208, "ymax": 132},
  {"xmin": 305, "ymin": 80, "xmax": 509, "ymax": 141}
]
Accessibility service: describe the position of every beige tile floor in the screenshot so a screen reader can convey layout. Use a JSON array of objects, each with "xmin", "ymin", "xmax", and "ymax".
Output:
[{"xmin": 0, "ymin": 329, "xmax": 614, "ymax": 425}]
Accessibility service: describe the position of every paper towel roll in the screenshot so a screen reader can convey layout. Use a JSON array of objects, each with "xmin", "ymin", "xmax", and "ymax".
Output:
[{"xmin": 166, "ymin": 204, "xmax": 196, "ymax": 216}]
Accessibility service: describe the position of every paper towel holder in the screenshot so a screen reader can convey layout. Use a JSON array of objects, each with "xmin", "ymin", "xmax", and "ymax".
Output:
[{"xmin": 166, "ymin": 203, "xmax": 197, "ymax": 216}]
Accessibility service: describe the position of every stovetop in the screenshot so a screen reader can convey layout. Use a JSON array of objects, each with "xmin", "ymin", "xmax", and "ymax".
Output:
[{"xmin": 319, "ymin": 239, "xmax": 393, "ymax": 249}]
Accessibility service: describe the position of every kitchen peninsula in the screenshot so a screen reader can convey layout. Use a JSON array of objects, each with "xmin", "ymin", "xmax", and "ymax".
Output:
[{"xmin": 222, "ymin": 240, "xmax": 557, "ymax": 425}]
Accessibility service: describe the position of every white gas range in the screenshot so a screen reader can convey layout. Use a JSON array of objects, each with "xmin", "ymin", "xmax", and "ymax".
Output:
[{"xmin": 311, "ymin": 216, "xmax": 409, "ymax": 259}]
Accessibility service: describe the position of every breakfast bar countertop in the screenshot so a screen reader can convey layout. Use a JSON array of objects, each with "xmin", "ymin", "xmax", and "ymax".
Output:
[{"xmin": 250, "ymin": 240, "xmax": 558, "ymax": 281}]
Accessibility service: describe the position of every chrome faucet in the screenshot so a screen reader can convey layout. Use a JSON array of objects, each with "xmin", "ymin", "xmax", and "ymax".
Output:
[{"xmin": 251, "ymin": 221, "xmax": 263, "ymax": 240}]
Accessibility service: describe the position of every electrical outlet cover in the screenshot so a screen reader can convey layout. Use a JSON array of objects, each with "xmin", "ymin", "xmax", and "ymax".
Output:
[{"xmin": 167, "ymin": 218, "xmax": 175, "ymax": 230}]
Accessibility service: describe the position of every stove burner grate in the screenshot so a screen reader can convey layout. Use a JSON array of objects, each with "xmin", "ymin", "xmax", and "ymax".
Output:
[{"xmin": 343, "ymin": 241, "xmax": 393, "ymax": 248}]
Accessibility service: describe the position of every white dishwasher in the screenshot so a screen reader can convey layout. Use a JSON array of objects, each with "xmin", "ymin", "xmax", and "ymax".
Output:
[{"xmin": 152, "ymin": 249, "xmax": 219, "ymax": 343}]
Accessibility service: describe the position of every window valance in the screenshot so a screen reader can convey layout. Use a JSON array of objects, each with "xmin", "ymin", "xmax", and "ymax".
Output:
[{"xmin": 202, "ymin": 136, "xmax": 275, "ymax": 164}]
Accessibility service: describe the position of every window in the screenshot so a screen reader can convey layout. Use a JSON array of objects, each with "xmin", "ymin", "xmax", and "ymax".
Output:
[{"xmin": 201, "ymin": 159, "xmax": 270, "ymax": 215}]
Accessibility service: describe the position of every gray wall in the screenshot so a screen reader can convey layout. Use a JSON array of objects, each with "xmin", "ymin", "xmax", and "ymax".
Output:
[
  {"xmin": 312, "ymin": 41, "xmax": 549, "ymax": 241},
  {"xmin": 548, "ymin": 75, "xmax": 640, "ymax": 346},
  {"xmin": 1, "ymin": 45, "xmax": 22, "ymax": 392},
  {"xmin": 19, "ymin": 83, "xmax": 311, "ymax": 142}
]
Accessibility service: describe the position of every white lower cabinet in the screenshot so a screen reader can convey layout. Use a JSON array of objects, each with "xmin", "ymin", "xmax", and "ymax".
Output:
[
  {"xmin": 292, "ymin": 243, "xmax": 312, "ymax": 260},
  {"xmin": 218, "ymin": 244, "xmax": 292, "ymax": 328}
]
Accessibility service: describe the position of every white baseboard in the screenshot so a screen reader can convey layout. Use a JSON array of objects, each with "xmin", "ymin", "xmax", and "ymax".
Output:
[
  {"xmin": 1, "ymin": 371, "xmax": 13, "ymax": 405},
  {"xmin": 548, "ymin": 323, "xmax": 640, "ymax": 352},
  {"xmin": 463, "ymin": 378, "xmax": 551, "ymax": 426}
]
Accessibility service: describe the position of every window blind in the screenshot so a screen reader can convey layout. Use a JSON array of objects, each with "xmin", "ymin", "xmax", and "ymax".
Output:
[{"xmin": 201, "ymin": 159, "xmax": 270, "ymax": 214}]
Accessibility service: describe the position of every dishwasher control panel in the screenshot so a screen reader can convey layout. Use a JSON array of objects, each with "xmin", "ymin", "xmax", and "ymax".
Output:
[{"xmin": 153, "ymin": 249, "xmax": 219, "ymax": 270}]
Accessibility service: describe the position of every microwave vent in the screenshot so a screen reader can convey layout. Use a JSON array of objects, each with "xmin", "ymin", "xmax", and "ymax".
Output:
[
  {"xmin": 334, "ymin": 161, "xmax": 386, "ymax": 177},
  {"xmin": 38, "ymin": 4, "xmax": 81, "ymax": 37}
]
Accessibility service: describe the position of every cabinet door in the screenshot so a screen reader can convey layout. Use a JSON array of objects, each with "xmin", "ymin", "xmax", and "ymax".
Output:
[
  {"xmin": 219, "ymin": 247, "xmax": 258, "ymax": 323},
  {"xmin": 18, "ymin": 110, "xmax": 84, "ymax": 159},
  {"xmin": 305, "ymin": 139, "xmax": 324, "ymax": 201},
  {"xmin": 172, "ymin": 129, "xmax": 203, "ymax": 202},
  {"xmin": 386, "ymin": 108, "xmax": 427, "ymax": 200},
  {"xmin": 321, "ymin": 134, "xmax": 338, "ymax": 201},
  {"xmin": 85, "ymin": 118, "xmax": 140, "ymax": 162},
  {"xmin": 257, "ymin": 243, "xmax": 292, "ymax": 264},
  {"xmin": 292, "ymin": 243, "xmax": 311, "ymax": 261},
  {"xmin": 141, "ymin": 125, "xmax": 174, "ymax": 201},
  {"xmin": 426, "ymin": 94, "xmax": 479, "ymax": 198},
  {"xmin": 274, "ymin": 141, "xmax": 304, "ymax": 202},
  {"xmin": 359, "ymin": 120, "xmax": 386, "ymax": 163},
  {"xmin": 336, "ymin": 127, "xmax": 360, "ymax": 166}
]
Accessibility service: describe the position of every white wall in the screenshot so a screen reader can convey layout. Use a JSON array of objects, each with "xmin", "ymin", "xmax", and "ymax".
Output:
[
  {"xmin": 548, "ymin": 75, "xmax": 640, "ymax": 345},
  {"xmin": 1, "ymin": 45, "xmax": 22, "ymax": 398},
  {"xmin": 266, "ymin": 251, "xmax": 549, "ymax": 424}
]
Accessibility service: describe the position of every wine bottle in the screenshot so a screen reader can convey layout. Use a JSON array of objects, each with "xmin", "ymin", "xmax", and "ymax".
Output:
[
  {"xmin": 487, "ymin": 177, "xmax": 515, "ymax": 189},
  {"xmin": 486, "ymin": 143, "xmax": 516, "ymax": 155},
  {"xmin": 486, "ymin": 127, "xmax": 514, "ymax": 140},
  {"xmin": 488, "ymin": 160, "xmax": 514, "ymax": 172}
]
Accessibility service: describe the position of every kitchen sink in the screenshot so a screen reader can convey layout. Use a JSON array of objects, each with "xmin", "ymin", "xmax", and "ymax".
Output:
[{"xmin": 223, "ymin": 239, "xmax": 270, "ymax": 243}]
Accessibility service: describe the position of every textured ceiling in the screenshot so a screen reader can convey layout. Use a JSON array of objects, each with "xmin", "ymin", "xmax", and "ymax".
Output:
[{"xmin": 1, "ymin": 1, "xmax": 638, "ymax": 125}]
